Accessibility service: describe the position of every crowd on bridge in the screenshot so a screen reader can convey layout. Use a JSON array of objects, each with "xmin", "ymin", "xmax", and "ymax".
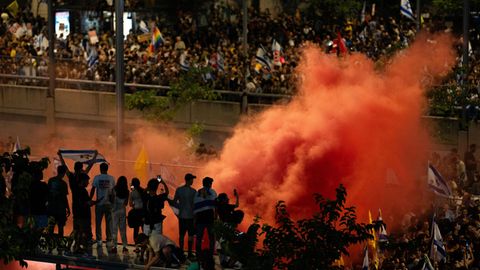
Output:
[{"xmin": 0, "ymin": 1, "xmax": 479, "ymax": 102}]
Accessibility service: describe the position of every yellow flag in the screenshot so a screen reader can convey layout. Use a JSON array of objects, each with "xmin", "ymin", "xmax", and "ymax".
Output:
[
  {"xmin": 134, "ymin": 146, "xmax": 149, "ymax": 181},
  {"xmin": 333, "ymin": 255, "xmax": 344, "ymax": 266},
  {"xmin": 368, "ymin": 210, "xmax": 379, "ymax": 268},
  {"xmin": 6, "ymin": 0, "xmax": 19, "ymax": 17}
]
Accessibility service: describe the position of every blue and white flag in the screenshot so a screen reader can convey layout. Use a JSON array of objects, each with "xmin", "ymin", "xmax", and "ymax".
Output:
[
  {"xmin": 179, "ymin": 52, "xmax": 190, "ymax": 71},
  {"xmin": 400, "ymin": 0, "xmax": 415, "ymax": 20},
  {"xmin": 256, "ymin": 46, "xmax": 272, "ymax": 70},
  {"xmin": 377, "ymin": 208, "xmax": 388, "ymax": 242},
  {"xmin": 86, "ymin": 45, "xmax": 99, "ymax": 68},
  {"xmin": 427, "ymin": 163, "xmax": 452, "ymax": 197},
  {"xmin": 272, "ymin": 39, "xmax": 283, "ymax": 66},
  {"xmin": 139, "ymin": 20, "xmax": 149, "ymax": 33},
  {"xmin": 430, "ymin": 219, "xmax": 446, "ymax": 262},
  {"xmin": 362, "ymin": 246, "xmax": 369, "ymax": 270},
  {"xmin": 361, "ymin": 0, "xmax": 366, "ymax": 22},
  {"xmin": 58, "ymin": 149, "xmax": 107, "ymax": 164},
  {"xmin": 12, "ymin": 136, "xmax": 21, "ymax": 153},
  {"xmin": 217, "ymin": 52, "xmax": 225, "ymax": 72}
]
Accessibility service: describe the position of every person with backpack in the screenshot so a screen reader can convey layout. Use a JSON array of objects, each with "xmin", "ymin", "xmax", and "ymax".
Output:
[{"xmin": 128, "ymin": 177, "xmax": 145, "ymax": 241}]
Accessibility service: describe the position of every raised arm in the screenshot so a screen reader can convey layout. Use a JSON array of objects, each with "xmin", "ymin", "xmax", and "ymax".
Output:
[
  {"xmin": 84, "ymin": 150, "xmax": 98, "ymax": 174},
  {"xmin": 233, "ymin": 189, "xmax": 239, "ymax": 208},
  {"xmin": 57, "ymin": 150, "xmax": 71, "ymax": 175}
]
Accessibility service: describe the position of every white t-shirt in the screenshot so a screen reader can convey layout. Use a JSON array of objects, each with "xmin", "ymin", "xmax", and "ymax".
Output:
[
  {"xmin": 92, "ymin": 173, "xmax": 115, "ymax": 205},
  {"xmin": 149, "ymin": 232, "xmax": 175, "ymax": 253}
]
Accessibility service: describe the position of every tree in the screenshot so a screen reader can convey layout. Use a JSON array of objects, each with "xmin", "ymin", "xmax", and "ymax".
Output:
[
  {"xmin": 215, "ymin": 184, "xmax": 374, "ymax": 270},
  {"xmin": 125, "ymin": 67, "xmax": 219, "ymax": 122}
]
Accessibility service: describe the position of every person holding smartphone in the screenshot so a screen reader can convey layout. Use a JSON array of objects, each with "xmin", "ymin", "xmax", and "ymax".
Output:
[{"xmin": 144, "ymin": 176, "xmax": 169, "ymax": 235}]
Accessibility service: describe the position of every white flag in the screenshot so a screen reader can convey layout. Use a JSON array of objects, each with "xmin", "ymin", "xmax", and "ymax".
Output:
[
  {"xmin": 430, "ymin": 219, "xmax": 446, "ymax": 262},
  {"xmin": 427, "ymin": 163, "xmax": 452, "ymax": 197},
  {"xmin": 400, "ymin": 0, "xmax": 415, "ymax": 20}
]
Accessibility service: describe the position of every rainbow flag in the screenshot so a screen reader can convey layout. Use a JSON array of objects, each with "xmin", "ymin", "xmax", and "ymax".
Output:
[{"xmin": 149, "ymin": 26, "xmax": 164, "ymax": 52}]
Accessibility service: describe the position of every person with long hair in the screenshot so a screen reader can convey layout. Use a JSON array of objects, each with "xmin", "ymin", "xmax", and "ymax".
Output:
[
  {"xmin": 128, "ymin": 177, "xmax": 145, "ymax": 241},
  {"xmin": 111, "ymin": 175, "xmax": 129, "ymax": 253}
]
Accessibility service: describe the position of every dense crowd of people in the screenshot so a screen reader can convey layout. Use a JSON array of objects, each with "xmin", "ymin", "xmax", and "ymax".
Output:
[
  {"xmin": 0, "ymin": 139, "xmax": 478, "ymax": 269},
  {"xmin": 0, "ymin": 144, "xmax": 245, "ymax": 269},
  {"xmin": 370, "ymin": 145, "xmax": 480, "ymax": 269},
  {"xmin": 0, "ymin": 1, "xmax": 478, "ymax": 103}
]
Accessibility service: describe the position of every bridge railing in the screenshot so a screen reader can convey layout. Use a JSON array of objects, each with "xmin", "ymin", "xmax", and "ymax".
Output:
[{"xmin": 0, "ymin": 73, "xmax": 291, "ymax": 105}]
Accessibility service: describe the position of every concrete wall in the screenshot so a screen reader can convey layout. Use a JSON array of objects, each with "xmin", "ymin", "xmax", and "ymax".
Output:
[{"xmin": 0, "ymin": 84, "xmax": 477, "ymax": 151}]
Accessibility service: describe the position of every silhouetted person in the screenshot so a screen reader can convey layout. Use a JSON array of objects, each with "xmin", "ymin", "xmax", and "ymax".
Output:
[
  {"xmin": 193, "ymin": 177, "xmax": 217, "ymax": 265},
  {"xmin": 217, "ymin": 189, "xmax": 244, "ymax": 227},
  {"xmin": 128, "ymin": 177, "xmax": 145, "ymax": 242},
  {"xmin": 111, "ymin": 175, "xmax": 129, "ymax": 254},
  {"xmin": 171, "ymin": 173, "xmax": 196, "ymax": 258},
  {"xmin": 30, "ymin": 168, "xmax": 48, "ymax": 230},
  {"xmin": 71, "ymin": 172, "xmax": 97, "ymax": 255},
  {"xmin": 144, "ymin": 177, "xmax": 169, "ymax": 235},
  {"xmin": 47, "ymin": 165, "xmax": 70, "ymax": 238}
]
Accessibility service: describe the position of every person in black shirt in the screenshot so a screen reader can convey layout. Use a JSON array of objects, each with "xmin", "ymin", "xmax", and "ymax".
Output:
[
  {"xmin": 144, "ymin": 177, "xmax": 169, "ymax": 235},
  {"xmin": 47, "ymin": 165, "xmax": 70, "ymax": 238},
  {"xmin": 30, "ymin": 168, "xmax": 48, "ymax": 230},
  {"xmin": 71, "ymin": 173, "xmax": 97, "ymax": 254},
  {"xmin": 216, "ymin": 189, "xmax": 244, "ymax": 227}
]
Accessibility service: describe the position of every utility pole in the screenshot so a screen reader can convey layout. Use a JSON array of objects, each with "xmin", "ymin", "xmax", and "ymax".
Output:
[
  {"xmin": 241, "ymin": 0, "xmax": 248, "ymax": 114},
  {"xmin": 462, "ymin": 0, "xmax": 470, "ymax": 130},
  {"xmin": 416, "ymin": 0, "xmax": 421, "ymax": 31},
  {"xmin": 47, "ymin": 0, "xmax": 55, "ymax": 98},
  {"xmin": 115, "ymin": 0, "xmax": 125, "ymax": 151}
]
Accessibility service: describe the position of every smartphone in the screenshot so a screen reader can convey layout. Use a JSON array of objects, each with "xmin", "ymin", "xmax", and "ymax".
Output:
[
  {"xmin": 157, "ymin": 175, "xmax": 162, "ymax": 182},
  {"xmin": 131, "ymin": 185, "xmax": 134, "ymax": 190}
]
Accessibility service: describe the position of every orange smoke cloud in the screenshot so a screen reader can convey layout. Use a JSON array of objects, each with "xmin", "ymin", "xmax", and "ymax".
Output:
[{"xmin": 202, "ymin": 33, "xmax": 455, "ymax": 227}]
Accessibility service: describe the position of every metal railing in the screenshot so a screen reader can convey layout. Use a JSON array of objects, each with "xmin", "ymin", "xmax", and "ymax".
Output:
[{"xmin": 0, "ymin": 73, "xmax": 291, "ymax": 104}]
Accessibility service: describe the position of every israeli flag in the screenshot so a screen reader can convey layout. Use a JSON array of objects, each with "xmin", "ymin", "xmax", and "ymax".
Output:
[
  {"xmin": 12, "ymin": 136, "xmax": 21, "ymax": 153},
  {"xmin": 427, "ymin": 163, "xmax": 452, "ymax": 197},
  {"xmin": 255, "ymin": 46, "xmax": 272, "ymax": 70},
  {"xmin": 430, "ymin": 219, "xmax": 446, "ymax": 262},
  {"xmin": 58, "ymin": 149, "xmax": 107, "ymax": 164},
  {"xmin": 400, "ymin": 0, "xmax": 415, "ymax": 21},
  {"xmin": 362, "ymin": 246, "xmax": 369, "ymax": 270},
  {"xmin": 217, "ymin": 52, "xmax": 225, "ymax": 72},
  {"xmin": 179, "ymin": 52, "xmax": 190, "ymax": 71}
]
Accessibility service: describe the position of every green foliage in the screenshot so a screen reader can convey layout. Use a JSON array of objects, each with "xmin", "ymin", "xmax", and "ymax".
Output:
[
  {"xmin": 125, "ymin": 67, "xmax": 219, "ymax": 122},
  {"xmin": 215, "ymin": 185, "xmax": 374, "ymax": 270},
  {"xmin": 426, "ymin": 84, "xmax": 462, "ymax": 117},
  {"xmin": 168, "ymin": 67, "xmax": 220, "ymax": 104},
  {"xmin": 262, "ymin": 184, "xmax": 373, "ymax": 269},
  {"xmin": 0, "ymin": 150, "xmax": 53, "ymax": 268},
  {"xmin": 186, "ymin": 122, "xmax": 205, "ymax": 139}
]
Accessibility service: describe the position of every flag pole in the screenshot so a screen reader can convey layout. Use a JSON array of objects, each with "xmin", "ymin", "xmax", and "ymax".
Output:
[
  {"xmin": 115, "ymin": 0, "xmax": 125, "ymax": 153},
  {"xmin": 416, "ymin": 0, "xmax": 421, "ymax": 31}
]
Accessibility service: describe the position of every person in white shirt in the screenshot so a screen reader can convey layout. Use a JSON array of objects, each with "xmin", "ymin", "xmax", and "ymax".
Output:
[{"xmin": 90, "ymin": 162, "xmax": 115, "ymax": 249}]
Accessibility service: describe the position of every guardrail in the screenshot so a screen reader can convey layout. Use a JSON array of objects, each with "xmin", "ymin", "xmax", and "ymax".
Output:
[{"xmin": 0, "ymin": 73, "xmax": 291, "ymax": 105}]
